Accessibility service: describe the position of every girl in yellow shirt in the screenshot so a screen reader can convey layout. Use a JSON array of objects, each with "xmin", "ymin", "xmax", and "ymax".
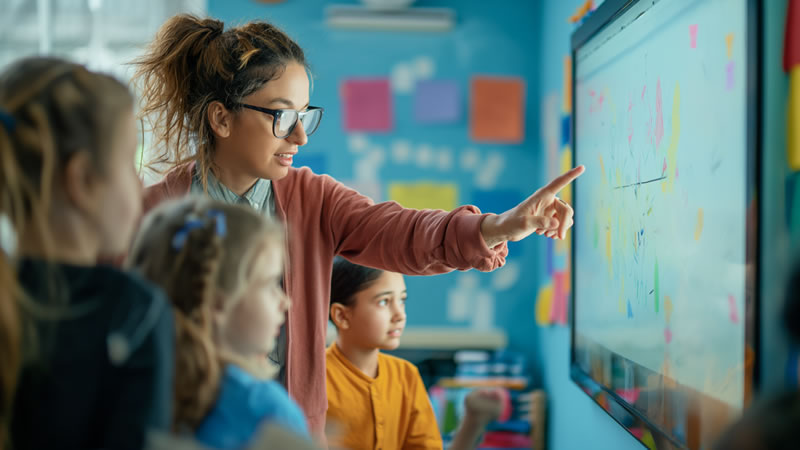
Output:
[{"xmin": 326, "ymin": 257, "xmax": 502, "ymax": 450}]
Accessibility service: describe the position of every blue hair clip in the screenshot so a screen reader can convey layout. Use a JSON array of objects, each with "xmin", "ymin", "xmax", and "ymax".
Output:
[
  {"xmin": 171, "ymin": 219, "xmax": 206, "ymax": 250},
  {"xmin": 171, "ymin": 210, "xmax": 228, "ymax": 250},
  {"xmin": 206, "ymin": 209, "xmax": 227, "ymax": 238},
  {"xmin": 0, "ymin": 109, "xmax": 16, "ymax": 132}
]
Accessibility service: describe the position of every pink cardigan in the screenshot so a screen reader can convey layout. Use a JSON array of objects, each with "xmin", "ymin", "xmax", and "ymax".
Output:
[{"xmin": 143, "ymin": 162, "xmax": 508, "ymax": 435}]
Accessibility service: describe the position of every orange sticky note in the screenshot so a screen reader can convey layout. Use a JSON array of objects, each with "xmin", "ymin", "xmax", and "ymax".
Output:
[
  {"xmin": 563, "ymin": 56, "xmax": 572, "ymax": 114},
  {"xmin": 470, "ymin": 77, "xmax": 525, "ymax": 143}
]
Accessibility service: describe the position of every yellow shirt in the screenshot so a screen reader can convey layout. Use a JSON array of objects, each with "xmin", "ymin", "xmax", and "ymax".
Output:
[{"xmin": 325, "ymin": 343, "xmax": 442, "ymax": 450}]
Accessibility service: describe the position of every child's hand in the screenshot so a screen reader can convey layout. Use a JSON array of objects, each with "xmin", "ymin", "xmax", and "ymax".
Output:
[{"xmin": 464, "ymin": 388, "xmax": 505, "ymax": 426}]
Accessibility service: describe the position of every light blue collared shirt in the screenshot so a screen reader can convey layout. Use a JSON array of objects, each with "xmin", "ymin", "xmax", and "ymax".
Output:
[{"xmin": 191, "ymin": 168, "xmax": 274, "ymax": 217}]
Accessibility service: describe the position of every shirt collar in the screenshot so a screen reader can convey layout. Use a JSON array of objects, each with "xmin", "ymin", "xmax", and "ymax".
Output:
[{"xmin": 193, "ymin": 167, "xmax": 272, "ymax": 210}]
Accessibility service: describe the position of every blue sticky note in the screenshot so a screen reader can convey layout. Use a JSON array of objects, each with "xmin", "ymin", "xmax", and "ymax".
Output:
[
  {"xmin": 546, "ymin": 238, "xmax": 554, "ymax": 276},
  {"xmin": 293, "ymin": 153, "xmax": 328, "ymax": 175},
  {"xmin": 414, "ymin": 80, "xmax": 461, "ymax": 124},
  {"xmin": 627, "ymin": 299, "xmax": 633, "ymax": 318},
  {"xmin": 561, "ymin": 115, "xmax": 571, "ymax": 146}
]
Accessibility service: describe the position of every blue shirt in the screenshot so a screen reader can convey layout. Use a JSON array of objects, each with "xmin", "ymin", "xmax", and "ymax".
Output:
[{"xmin": 195, "ymin": 365, "xmax": 309, "ymax": 449}]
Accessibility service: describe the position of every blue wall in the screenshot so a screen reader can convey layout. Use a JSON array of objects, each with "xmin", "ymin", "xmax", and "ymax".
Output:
[{"xmin": 209, "ymin": 1, "xmax": 792, "ymax": 449}]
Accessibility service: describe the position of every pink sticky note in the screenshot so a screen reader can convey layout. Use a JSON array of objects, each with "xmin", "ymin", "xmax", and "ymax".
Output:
[
  {"xmin": 341, "ymin": 79, "xmax": 393, "ymax": 132},
  {"xmin": 729, "ymin": 295, "xmax": 740, "ymax": 323},
  {"xmin": 689, "ymin": 24, "xmax": 698, "ymax": 48},
  {"xmin": 726, "ymin": 61, "xmax": 735, "ymax": 91},
  {"xmin": 664, "ymin": 328, "xmax": 673, "ymax": 343},
  {"xmin": 550, "ymin": 271, "xmax": 568, "ymax": 325}
]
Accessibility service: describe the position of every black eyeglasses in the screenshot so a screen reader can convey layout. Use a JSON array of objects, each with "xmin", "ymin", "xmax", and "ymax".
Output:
[{"xmin": 238, "ymin": 104, "xmax": 324, "ymax": 139}]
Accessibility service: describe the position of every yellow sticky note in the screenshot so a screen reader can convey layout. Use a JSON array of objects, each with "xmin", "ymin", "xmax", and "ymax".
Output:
[
  {"xmin": 470, "ymin": 77, "xmax": 525, "ymax": 143},
  {"xmin": 694, "ymin": 208, "xmax": 704, "ymax": 240},
  {"xmin": 560, "ymin": 147, "xmax": 573, "ymax": 205},
  {"xmin": 789, "ymin": 67, "xmax": 800, "ymax": 170},
  {"xmin": 535, "ymin": 284, "xmax": 554, "ymax": 325},
  {"xmin": 389, "ymin": 182, "xmax": 457, "ymax": 211}
]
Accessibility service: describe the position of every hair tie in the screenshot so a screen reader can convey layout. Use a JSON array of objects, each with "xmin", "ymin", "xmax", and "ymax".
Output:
[{"xmin": 171, "ymin": 210, "xmax": 227, "ymax": 250}]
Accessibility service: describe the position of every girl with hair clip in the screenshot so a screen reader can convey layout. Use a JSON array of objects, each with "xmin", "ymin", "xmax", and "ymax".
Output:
[
  {"xmin": 0, "ymin": 57, "xmax": 174, "ymax": 449},
  {"xmin": 127, "ymin": 196, "xmax": 310, "ymax": 449},
  {"xmin": 327, "ymin": 257, "xmax": 504, "ymax": 450},
  {"xmin": 133, "ymin": 14, "xmax": 584, "ymax": 436}
]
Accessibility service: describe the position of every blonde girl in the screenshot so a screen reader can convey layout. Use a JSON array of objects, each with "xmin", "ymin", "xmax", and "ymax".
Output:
[{"xmin": 128, "ymin": 197, "xmax": 308, "ymax": 448}]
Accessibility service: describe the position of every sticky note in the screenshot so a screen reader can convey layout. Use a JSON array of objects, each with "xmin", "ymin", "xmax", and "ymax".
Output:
[
  {"xmin": 341, "ymin": 79, "xmax": 393, "ymax": 132},
  {"xmin": 561, "ymin": 115, "xmax": 571, "ymax": 146},
  {"xmin": 560, "ymin": 147, "xmax": 574, "ymax": 205},
  {"xmin": 689, "ymin": 24, "xmax": 698, "ymax": 48},
  {"xmin": 627, "ymin": 299, "xmax": 633, "ymax": 318},
  {"xmin": 785, "ymin": 0, "xmax": 800, "ymax": 71},
  {"xmin": 292, "ymin": 153, "xmax": 327, "ymax": 175},
  {"xmin": 470, "ymin": 76, "xmax": 525, "ymax": 143},
  {"xmin": 726, "ymin": 62, "xmax": 735, "ymax": 91},
  {"xmin": 563, "ymin": 56, "xmax": 572, "ymax": 113},
  {"xmin": 551, "ymin": 270, "xmax": 568, "ymax": 325},
  {"xmin": 664, "ymin": 328, "xmax": 672, "ymax": 343},
  {"xmin": 546, "ymin": 238, "xmax": 554, "ymax": 275},
  {"xmin": 535, "ymin": 284, "xmax": 554, "ymax": 326},
  {"xmin": 694, "ymin": 208, "xmax": 704, "ymax": 240},
  {"xmin": 389, "ymin": 182, "xmax": 457, "ymax": 211},
  {"xmin": 789, "ymin": 67, "xmax": 800, "ymax": 170},
  {"xmin": 414, "ymin": 80, "xmax": 461, "ymax": 124}
]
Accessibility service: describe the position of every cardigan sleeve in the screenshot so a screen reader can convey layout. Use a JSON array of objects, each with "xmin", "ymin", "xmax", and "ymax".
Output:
[{"xmin": 307, "ymin": 169, "xmax": 507, "ymax": 274}]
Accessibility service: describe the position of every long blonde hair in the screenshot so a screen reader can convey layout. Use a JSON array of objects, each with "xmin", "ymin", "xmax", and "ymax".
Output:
[
  {"xmin": 127, "ymin": 196, "xmax": 285, "ymax": 430},
  {"xmin": 0, "ymin": 57, "xmax": 133, "ymax": 448},
  {"xmin": 131, "ymin": 14, "xmax": 307, "ymax": 188}
]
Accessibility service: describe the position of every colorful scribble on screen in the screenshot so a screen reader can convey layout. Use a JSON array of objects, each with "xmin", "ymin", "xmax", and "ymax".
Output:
[{"xmin": 573, "ymin": 0, "xmax": 749, "ymax": 411}]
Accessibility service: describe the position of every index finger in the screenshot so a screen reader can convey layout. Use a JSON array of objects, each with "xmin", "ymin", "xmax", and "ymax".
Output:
[{"xmin": 543, "ymin": 165, "xmax": 585, "ymax": 195}]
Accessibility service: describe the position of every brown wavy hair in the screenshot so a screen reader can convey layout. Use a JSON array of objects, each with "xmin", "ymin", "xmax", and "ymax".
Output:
[
  {"xmin": 131, "ymin": 14, "xmax": 308, "ymax": 188},
  {"xmin": 126, "ymin": 196, "xmax": 285, "ymax": 430},
  {"xmin": 0, "ymin": 57, "xmax": 133, "ymax": 448}
]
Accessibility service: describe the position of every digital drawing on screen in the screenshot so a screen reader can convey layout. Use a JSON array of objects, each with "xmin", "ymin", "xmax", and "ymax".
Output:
[{"xmin": 570, "ymin": 0, "xmax": 758, "ymax": 448}]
